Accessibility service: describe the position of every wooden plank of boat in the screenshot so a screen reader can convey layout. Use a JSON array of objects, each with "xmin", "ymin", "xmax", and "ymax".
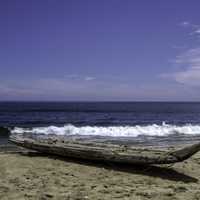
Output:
[{"xmin": 9, "ymin": 135, "xmax": 200, "ymax": 165}]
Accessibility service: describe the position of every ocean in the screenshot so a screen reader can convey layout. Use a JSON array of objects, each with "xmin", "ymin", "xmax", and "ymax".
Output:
[{"xmin": 1, "ymin": 101, "xmax": 200, "ymax": 146}]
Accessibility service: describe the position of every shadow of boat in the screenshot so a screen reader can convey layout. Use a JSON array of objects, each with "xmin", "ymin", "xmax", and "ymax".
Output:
[{"xmin": 19, "ymin": 151, "xmax": 198, "ymax": 183}]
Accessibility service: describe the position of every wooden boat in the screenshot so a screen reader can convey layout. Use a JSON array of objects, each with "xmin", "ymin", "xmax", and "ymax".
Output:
[{"xmin": 9, "ymin": 135, "xmax": 200, "ymax": 165}]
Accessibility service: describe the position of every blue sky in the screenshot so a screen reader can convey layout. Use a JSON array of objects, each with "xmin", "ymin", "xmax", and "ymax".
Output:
[{"xmin": 1, "ymin": 0, "xmax": 200, "ymax": 101}]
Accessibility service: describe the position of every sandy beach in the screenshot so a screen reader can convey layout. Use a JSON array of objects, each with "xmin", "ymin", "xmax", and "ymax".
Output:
[{"xmin": 1, "ymin": 148, "xmax": 200, "ymax": 200}]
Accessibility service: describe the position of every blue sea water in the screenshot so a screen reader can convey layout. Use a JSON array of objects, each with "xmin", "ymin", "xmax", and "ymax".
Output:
[
  {"xmin": 1, "ymin": 102, "xmax": 200, "ymax": 146},
  {"xmin": 1, "ymin": 101, "xmax": 200, "ymax": 127}
]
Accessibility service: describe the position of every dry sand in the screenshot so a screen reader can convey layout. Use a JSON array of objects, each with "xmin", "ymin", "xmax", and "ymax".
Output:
[{"xmin": 0, "ymin": 151, "xmax": 200, "ymax": 200}]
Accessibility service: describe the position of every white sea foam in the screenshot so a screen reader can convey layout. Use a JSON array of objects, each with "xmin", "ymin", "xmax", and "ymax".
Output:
[{"xmin": 11, "ymin": 123, "xmax": 200, "ymax": 137}]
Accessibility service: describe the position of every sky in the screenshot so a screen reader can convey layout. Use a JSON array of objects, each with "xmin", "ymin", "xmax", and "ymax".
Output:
[{"xmin": 1, "ymin": 0, "xmax": 200, "ymax": 101}]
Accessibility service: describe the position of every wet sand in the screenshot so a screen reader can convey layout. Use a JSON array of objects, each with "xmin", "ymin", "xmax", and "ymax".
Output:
[{"xmin": 0, "ymin": 149, "xmax": 200, "ymax": 200}]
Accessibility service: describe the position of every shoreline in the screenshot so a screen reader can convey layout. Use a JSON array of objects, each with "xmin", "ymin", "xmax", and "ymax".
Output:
[{"xmin": 1, "ymin": 147, "xmax": 200, "ymax": 199}]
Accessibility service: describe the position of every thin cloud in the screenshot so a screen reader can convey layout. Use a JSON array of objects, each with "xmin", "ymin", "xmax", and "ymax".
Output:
[
  {"xmin": 1, "ymin": 77, "xmax": 200, "ymax": 101},
  {"xmin": 194, "ymin": 29, "xmax": 200, "ymax": 34},
  {"xmin": 171, "ymin": 45, "xmax": 187, "ymax": 49},
  {"xmin": 84, "ymin": 76, "xmax": 96, "ymax": 81},
  {"xmin": 179, "ymin": 21, "xmax": 200, "ymax": 37},
  {"xmin": 192, "ymin": 28, "xmax": 200, "ymax": 37},
  {"xmin": 179, "ymin": 21, "xmax": 199, "ymax": 29},
  {"xmin": 173, "ymin": 48, "xmax": 200, "ymax": 86},
  {"xmin": 179, "ymin": 21, "xmax": 191, "ymax": 28},
  {"xmin": 162, "ymin": 48, "xmax": 200, "ymax": 86},
  {"xmin": 65, "ymin": 74, "xmax": 96, "ymax": 81},
  {"xmin": 161, "ymin": 22, "xmax": 200, "ymax": 87}
]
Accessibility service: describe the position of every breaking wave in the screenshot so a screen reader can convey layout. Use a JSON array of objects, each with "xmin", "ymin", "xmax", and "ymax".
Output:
[{"xmin": 11, "ymin": 122, "xmax": 200, "ymax": 137}]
